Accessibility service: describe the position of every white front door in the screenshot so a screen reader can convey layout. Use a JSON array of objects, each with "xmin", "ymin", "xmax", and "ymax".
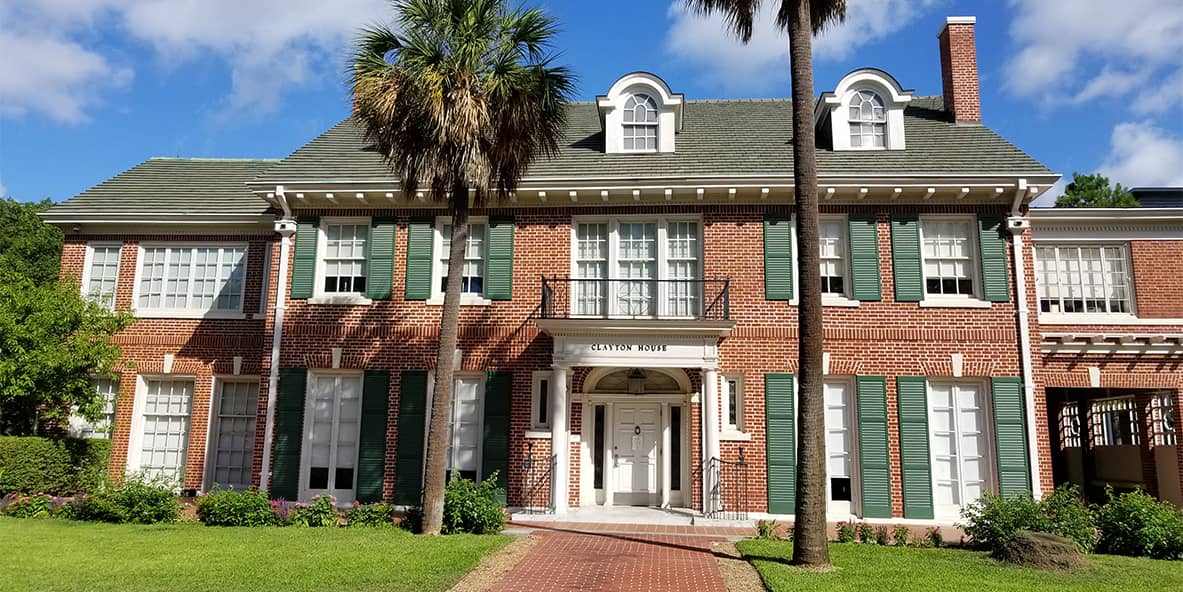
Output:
[
  {"xmin": 301, "ymin": 373, "xmax": 362, "ymax": 501},
  {"xmin": 825, "ymin": 380, "xmax": 858, "ymax": 517},
  {"xmin": 612, "ymin": 403, "xmax": 660, "ymax": 505},
  {"xmin": 929, "ymin": 381, "xmax": 992, "ymax": 518}
]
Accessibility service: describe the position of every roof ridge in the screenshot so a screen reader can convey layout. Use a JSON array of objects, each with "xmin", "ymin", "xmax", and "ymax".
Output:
[{"xmin": 148, "ymin": 157, "xmax": 280, "ymax": 163}]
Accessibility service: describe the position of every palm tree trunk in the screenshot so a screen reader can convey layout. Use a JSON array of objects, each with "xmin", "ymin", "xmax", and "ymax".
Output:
[
  {"xmin": 421, "ymin": 187, "xmax": 471, "ymax": 535},
  {"xmin": 788, "ymin": 0, "xmax": 830, "ymax": 568}
]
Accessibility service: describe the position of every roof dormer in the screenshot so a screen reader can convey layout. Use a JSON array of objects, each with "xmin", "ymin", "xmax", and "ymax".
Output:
[
  {"xmin": 817, "ymin": 69, "xmax": 913, "ymax": 151},
  {"xmin": 597, "ymin": 72, "xmax": 684, "ymax": 154}
]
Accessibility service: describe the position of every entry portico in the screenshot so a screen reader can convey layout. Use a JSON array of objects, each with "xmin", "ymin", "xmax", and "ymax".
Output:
[{"xmin": 536, "ymin": 319, "xmax": 735, "ymax": 514}]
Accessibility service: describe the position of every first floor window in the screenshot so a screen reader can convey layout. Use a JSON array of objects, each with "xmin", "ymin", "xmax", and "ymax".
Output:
[
  {"xmin": 532, "ymin": 373, "xmax": 551, "ymax": 430},
  {"xmin": 322, "ymin": 222, "xmax": 368, "ymax": 294},
  {"xmin": 209, "ymin": 380, "xmax": 259, "ymax": 490},
  {"xmin": 138, "ymin": 245, "xmax": 246, "ymax": 313},
  {"xmin": 447, "ymin": 377, "xmax": 484, "ymax": 481},
  {"xmin": 929, "ymin": 382, "xmax": 991, "ymax": 509},
  {"xmin": 818, "ymin": 219, "xmax": 848, "ymax": 296},
  {"xmin": 85, "ymin": 244, "xmax": 121, "ymax": 309},
  {"xmin": 304, "ymin": 374, "xmax": 362, "ymax": 496},
  {"xmin": 921, "ymin": 219, "xmax": 976, "ymax": 297},
  {"xmin": 1035, "ymin": 244, "xmax": 1132, "ymax": 314},
  {"xmin": 439, "ymin": 222, "xmax": 486, "ymax": 295},
  {"xmin": 138, "ymin": 379, "xmax": 194, "ymax": 485},
  {"xmin": 824, "ymin": 380, "xmax": 856, "ymax": 505},
  {"xmin": 70, "ymin": 377, "xmax": 119, "ymax": 439},
  {"xmin": 1092, "ymin": 397, "xmax": 1139, "ymax": 446},
  {"xmin": 723, "ymin": 375, "xmax": 743, "ymax": 432}
]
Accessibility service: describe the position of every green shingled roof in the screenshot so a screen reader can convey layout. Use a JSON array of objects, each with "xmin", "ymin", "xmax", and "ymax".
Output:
[
  {"xmin": 252, "ymin": 96, "xmax": 1052, "ymax": 186},
  {"xmin": 46, "ymin": 158, "xmax": 278, "ymax": 218}
]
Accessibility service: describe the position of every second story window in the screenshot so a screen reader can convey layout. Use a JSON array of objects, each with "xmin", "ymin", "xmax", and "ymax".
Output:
[
  {"xmin": 437, "ymin": 221, "xmax": 487, "ymax": 297},
  {"xmin": 1035, "ymin": 245, "xmax": 1132, "ymax": 315},
  {"xmin": 818, "ymin": 219, "xmax": 848, "ymax": 296},
  {"xmin": 921, "ymin": 218, "xmax": 977, "ymax": 298},
  {"xmin": 322, "ymin": 222, "xmax": 368, "ymax": 294},
  {"xmin": 622, "ymin": 93, "xmax": 658, "ymax": 151},
  {"xmin": 136, "ymin": 245, "xmax": 246, "ymax": 315},
  {"xmin": 849, "ymin": 90, "xmax": 886, "ymax": 148},
  {"xmin": 84, "ymin": 244, "xmax": 121, "ymax": 310}
]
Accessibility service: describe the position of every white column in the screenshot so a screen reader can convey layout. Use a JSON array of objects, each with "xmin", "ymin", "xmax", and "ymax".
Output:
[
  {"xmin": 550, "ymin": 365, "xmax": 570, "ymax": 514},
  {"xmin": 702, "ymin": 367, "xmax": 720, "ymax": 514},
  {"xmin": 661, "ymin": 402, "xmax": 672, "ymax": 508}
]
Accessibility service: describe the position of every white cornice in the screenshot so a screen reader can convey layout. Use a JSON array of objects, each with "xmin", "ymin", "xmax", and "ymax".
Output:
[{"xmin": 1031, "ymin": 208, "xmax": 1183, "ymax": 241}]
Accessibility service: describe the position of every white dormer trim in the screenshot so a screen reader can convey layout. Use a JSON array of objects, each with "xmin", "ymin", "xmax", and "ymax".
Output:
[
  {"xmin": 818, "ymin": 68, "xmax": 913, "ymax": 151},
  {"xmin": 597, "ymin": 72, "xmax": 684, "ymax": 154}
]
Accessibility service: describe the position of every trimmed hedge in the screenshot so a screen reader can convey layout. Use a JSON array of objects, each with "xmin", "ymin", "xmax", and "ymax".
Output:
[{"xmin": 0, "ymin": 436, "xmax": 111, "ymax": 495}]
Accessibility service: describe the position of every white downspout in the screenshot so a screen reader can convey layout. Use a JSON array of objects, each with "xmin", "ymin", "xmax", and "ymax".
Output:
[
  {"xmin": 1008, "ymin": 178, "xmax": 1044, "ymax": 499},
  {"xmin": 260, "ymin": 185, "xmax": 296, "ymax": 493}
]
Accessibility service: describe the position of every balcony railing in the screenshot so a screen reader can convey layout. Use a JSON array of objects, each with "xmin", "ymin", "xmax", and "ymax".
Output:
[{"xmin": 539, "ymin": 277, "xmax": 730, "ymax": 320}]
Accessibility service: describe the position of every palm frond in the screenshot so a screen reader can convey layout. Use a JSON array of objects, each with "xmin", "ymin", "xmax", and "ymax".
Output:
[{"xmin": 684, "ymin": 0, "xmax": 846, "ymax": 41}]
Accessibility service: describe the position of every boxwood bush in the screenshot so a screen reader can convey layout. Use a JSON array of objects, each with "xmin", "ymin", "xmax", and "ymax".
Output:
[
  {"xmin": 961, "ymin": 485, "xmax": 1098, "ymax": 553},
  {"xmin": 196, "ymin": 487, "xmax": 275, "ymax": 526},
  {"xmin": 0, "ymin": 437, "xmax": 111, "ymax": 495},
  {"xmin": 1097, "ymin": 488, "xmax": 1183, "ymax": 560},
  {"xmin": 72, "ymin": 474, "xmax": 181, "ymax": 524}
]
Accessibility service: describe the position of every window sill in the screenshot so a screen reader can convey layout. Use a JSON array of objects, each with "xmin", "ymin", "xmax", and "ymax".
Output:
[
  {"xmin": 425, "ymin": 295, "xmax": 492, "ymax": 307},
  {"xmin": 822, "ymin": 296, "xmax": 861, "ymax": 308},
  {"xmin": 720, "ymin": 430, "xmax": 751, "ymax": 441},
  {"xmin": 525, "ymin": 430, "xmax": 551, "ymax": 439},
  {"xmin": 1038, "ymin": 313, "xmax": 1183, "ymax": 325},
  {"xmin": 133, "ymin": 309, "xmax": 247, "ymax": 320},
  {"xmin": 918, "ymin": 298, "xmax": 991, "ymax": 309},
  {"xmin": 307, "ymin": 295, "xmax": 373, "ymax": 306}
]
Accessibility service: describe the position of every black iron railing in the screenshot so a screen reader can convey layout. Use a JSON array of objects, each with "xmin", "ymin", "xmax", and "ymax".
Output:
[
  {"xmin": 539, "ymin": 277, "xmax": 730, "ymax": 320},
  {"xmin": 519, "ymin": 442, "xmax": 555, "ymax": 514},
  {"xmin": 696, "ymin": 447, "xmax": 750, "ymax": 521}
]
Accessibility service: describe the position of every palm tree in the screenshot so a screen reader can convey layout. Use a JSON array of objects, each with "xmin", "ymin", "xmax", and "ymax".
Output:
[
  {"xmin": 684, "ymin": 0, "xmax": 845, "ymax": 567},
  {"xmin": 351, "ymin": 0, "xmax": 572, "ymax": 535}
]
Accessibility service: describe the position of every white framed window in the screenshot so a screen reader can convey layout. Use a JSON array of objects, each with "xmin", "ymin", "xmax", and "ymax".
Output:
[
  {"xmin": 722, "ymin": 375, "xmax": 744, "ymax": 433},
  {"xmin": 430, "ymin": 217, "xmax": 489, "ymax": 304},
  {"xmin": 447, "ymin": 376, "xmax": 485, "ymax": 480},
  {"xmin": 134, "ymin": 244, "xmax": 247, "ymax": 317},
  {"xmin": 824, "ymin": 378, "xmax": 859, "ymax": 516},
  {"xmin": 69, "ymin": 377, "xmax": 119, "ymax": 439},
  {"xmin": 1150, "ymin": 393, "xmax": 1177, "ymax": 447},
  {"xmin": 207, "ymin": 379, "xmax": 259, "ymax": 490},
  {"xmin": 622, "ymin": 93, "xmax": 658, "ymax": 151},
  {"xmin": 531, "ymin": 371, "xmax": 552, "ymax": 431},
  {"xmin": 131, "ymin": 379, "xmax": 195, "ymax": 486},
  {"xmin": 571, "ymin": 216, "xmax": 702, "ymax": 318},
  {"xmin": 1091, "ymin": 397, "xmax": 1140, "ymax": 446},
  {"xmin": 849, "ymin": 89, "xmax": 886, "ymax": 148},
  {"xmin": 818, "ymin": 218, "xmax": 850, "ymax": 297},
  {"xmin": 928, "ymin": 381, "xmax": 994, "ymax": 514},
  {"xmin": 82, "ymin": 243, "xmax": 121, "ymax": 310},
  {"xmin": 301, "ymin": 372, "xmax": 362, "ymax": 501},
  {"xmin": 920, "ymin": 217, "xmax": 978, "ymax": 299},
  {"xmin": 1035, "ymin": 244, "xmax": 1133, "ymax": 315},
  {"xmin": 316, "ymin": 219, "xmax": 369, "ymax": 298}
]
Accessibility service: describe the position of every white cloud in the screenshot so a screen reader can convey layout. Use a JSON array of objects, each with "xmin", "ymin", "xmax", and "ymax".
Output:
[
  {"xmin": 1097, "ymin": 121, "xmax": 1183, "ymax": 188},
  {"xmin": 0, "ymin": 177, "xmax": 7, "ymax": 198},
  {"xmin": 665, "ymin": 0, "xmax": 942, "ymax": 92}
]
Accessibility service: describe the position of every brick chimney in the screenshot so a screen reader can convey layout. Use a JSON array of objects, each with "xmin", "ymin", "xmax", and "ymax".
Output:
[{"xmin": 938, "ymin": 16, "xmax": 980, "ymax": 124}]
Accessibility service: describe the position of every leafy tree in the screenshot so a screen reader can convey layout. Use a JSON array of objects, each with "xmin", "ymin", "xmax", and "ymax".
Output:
[
  {"xmin": 0, "ymin": 270, "xmax": 133, "ymax": 435},
  {"xmin": 0, "ymin": 198, "xmax": 64, "ymax": 287},
  {"xmin": 1055, "ymin": 173, "xmax": 1138, "ymax": 208},
  {"xmin": 685, "ymin": 0, "xmax": 846, "ymax": 567},
  {"xmin": 350, "ymin": 0, "xmax": 572, "ymax": 535}
]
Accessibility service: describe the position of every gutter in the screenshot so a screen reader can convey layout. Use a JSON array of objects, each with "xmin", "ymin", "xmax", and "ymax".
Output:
[
  {"xmin": 259, "ymin": 185, "xmax": 296, "ymax": 493},
  {"xmin": 1007, "ymin": 178, "xmax": 1044, "ymax": 499}
]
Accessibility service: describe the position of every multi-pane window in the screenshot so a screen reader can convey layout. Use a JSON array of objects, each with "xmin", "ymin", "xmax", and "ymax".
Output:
[
  {"xmin": 304, "ymin": 374, "xmax": 361, "ymax": 497},
  {"xmin": 622, "ymin": 93, "xmax": 658, "ymax": 151},
  {"xmin": 1035, "ymin": 245, "xmax": 1132, "ymax": 314},
  {"xmin": 666, "ymin": 222, "xmax": 699, "ymax": 316},
  {"xmin": 447, "ymin": 377, "xmax": 484, "ymax": 481},
  {"xmin": 849, "ymin": 90, "xmax": 886, "ymax": 148},
  {"xmin": 617, "ymin": 222, "xmax": 658, "ymax": 316},
  {"xmin": 1150, "ymin": 393, "xmax": 1178, "ymax": 447},
  {"xmin": 574, "ymin": 224, "xmax": 608, "ymax": 316},
  {"xmin": 70, "ymin": 378, "xmax": 119, "ymax": 439},
  {"xmin": 209, "ymin": 381, "xmax": 258, "ymax": 490},
  {"xmin": 322, "ymin": 223, "xmax": 368, "ymax": 294},
  {"xmin": 723, "ymin": 376, "xmax": 743, "ymax": 432},
  {"xmin": 138, "ymin": 246, "xmax": 246, "ymax": 313},
  {"xmin": 825, "ymin": 381, "xmax": 855, "ymax": 506},
  {"xmin": 818, "ymin": 220, "xmax": 848, "ymax": 295},
  {"xmin": 929, "ymin": 382, "xmax": 991, "ymax": 509},
  {"xmin": 137, "ymin": 380, "xmax": 194, "ymax": 485},
  {"xmin": 921, "ymin": 219, "xmax": 976, "ymax": 297},
  {"xmin": 573, "ymin": 218, "xmax": 701, "ymax": 318},
  {"xmin": 85, "ymin": 245, "xmax": 121, "ymax": 309},
  {"xmin": 439, "ymin": 223, "xmax": 486, "ymax": 295},
  {"xmin": 1091, "ymin": 397, "xmax": 1139, "ymax": 446}
]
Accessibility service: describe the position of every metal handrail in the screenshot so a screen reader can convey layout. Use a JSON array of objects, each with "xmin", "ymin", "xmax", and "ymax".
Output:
[{"xmin": 520, "ymin": 442, "xmax": 555, "ymax": 514}]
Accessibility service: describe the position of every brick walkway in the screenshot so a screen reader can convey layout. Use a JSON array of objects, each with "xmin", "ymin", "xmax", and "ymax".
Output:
[{"xmin": 491, "ymin": 528, "xmax": 727, "ymax": 592}]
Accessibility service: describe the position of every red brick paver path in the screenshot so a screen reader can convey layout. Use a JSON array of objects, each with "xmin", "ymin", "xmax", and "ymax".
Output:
[{"xmin": 491, "ymin": 529, "xmax": 727, "ymax": 592}]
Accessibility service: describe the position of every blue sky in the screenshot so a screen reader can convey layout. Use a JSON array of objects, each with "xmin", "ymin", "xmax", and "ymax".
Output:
[{"xmin": 2, "ymin": 0, "xmax": 1181, "ymax": 207}]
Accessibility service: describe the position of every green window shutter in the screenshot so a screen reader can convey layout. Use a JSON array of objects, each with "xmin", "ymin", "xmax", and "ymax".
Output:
[
  {"xmin": 978, "ymin": 215, "xmax": 1010, "ymax": 303},
  {"xmin": 890, "ymin": 214, "xmax": 923, "ymax": 302},
  {"xmin": 484, "ymin": 219, "xmax": 515, "ymax": 301},
  {"xmin": 765, "ymin": 373, "xmax": 796, "ymax": 514},
  {"xmin": 356, "ymin": 370, "xmax": 390, "ymax": 503},
  {"xmin": 366, "ymin": 219, "xmax": 396, "ymax": 300},
  {"xmin": 856, "ymin": 376, "xmax": 892, "ymax": 518},
  {"xmin": 848, "ymin": 213, "xmax": 882, "ymax": 301},
  {"xmin": 290, "ymin": 218, "xmax": 319, "ymax": 299},
  {"xmin": 991, "ymin": 377, "xmax": 1031, "ymax": 497},
  {"xmin": 270, "ymin": 368, "xmax": 307, "ymax": 500},
  {"xmin": 404, "ymin": 220, "xmax": 435, "ymax": 300},
  {"xmin": 480, "ymin": 372, "xmax": 512, "ymax": 504},
  {"xmin": 896, "ymin": 376, "xmax": 933, "ymax": 519},
  {"xmin": 763, "ymin": 215, "xmax": 794, "ymax": 301},
  {"xmin": 393, "ymin": 370, "xmax": 429, "ymax": 505}
]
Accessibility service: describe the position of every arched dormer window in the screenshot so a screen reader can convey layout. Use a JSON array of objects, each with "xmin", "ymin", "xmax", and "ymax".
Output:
[
  {"xmin": 849, "ymin": 90, "xmax": 886, "ymax": 148},
  {"xmin": 623, "ymin": 93, "xmax": 659, "ymax": 151}
]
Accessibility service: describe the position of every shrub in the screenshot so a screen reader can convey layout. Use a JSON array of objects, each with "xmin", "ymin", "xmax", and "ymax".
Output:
[
  {"xmin": 0, "ymin": 437, "xmax": 111, "ymax": 495},
  {"xmin": 72, "ymin": 474, "xmax": 180, "ymax": 524},
  {"xmin": 756, "ymin": 519, "xmax": 780, "ymax": 540},
  {"xmin": 874, "ymin": 526, "xmax": 890, "ymax": 545},
  {"xmin": 892, "ymin": 525, "xmax": 910, "ymax": 546},
  {"xmin": 961, "ymin": 492, "xmax": 1048, "ymax": 550},
  {"xmin": 196, "ymin": 487, "xmax": 275, "ymax": 526},
  {"xmin": 926, "ymin": 526, "xmax": 943, "ymax": 548},
  {"xmin": 836, "ymin": 521, "xmax": 856, "ymax": 543},
  {"xmin": 857, "ymin": 522, "xmax": 874, "ymax": 543},
  {"xmin": 442, "ymin": 471, "xmax": 505, "ymax": 535},
  {"xmin": 0, "ymin": 493, "xmax": 71, "ymax": 518},
  {"xmin": 291, "ymin": 495, "xmax": 339, "ymax": 527},
  {"xmin": 347, "ymin": 502, "xmax": 396, "ymax": 527},
  {"xmin": 1041, "ymin": 485, "xmax": 1098, "ymax": 552},
  {"xmin": 1096, "ymin": 488, "xmax": 1183, "ymax": 560}
]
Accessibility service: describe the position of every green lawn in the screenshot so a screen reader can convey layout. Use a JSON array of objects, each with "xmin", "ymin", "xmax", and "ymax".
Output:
[
  {"xmin": 0, "ymin": 518, "xmax": 510, "ymax": 592},
  {"xmin": 738, "ymin": 540, "xmax": 1183, "ymax": 592}
]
